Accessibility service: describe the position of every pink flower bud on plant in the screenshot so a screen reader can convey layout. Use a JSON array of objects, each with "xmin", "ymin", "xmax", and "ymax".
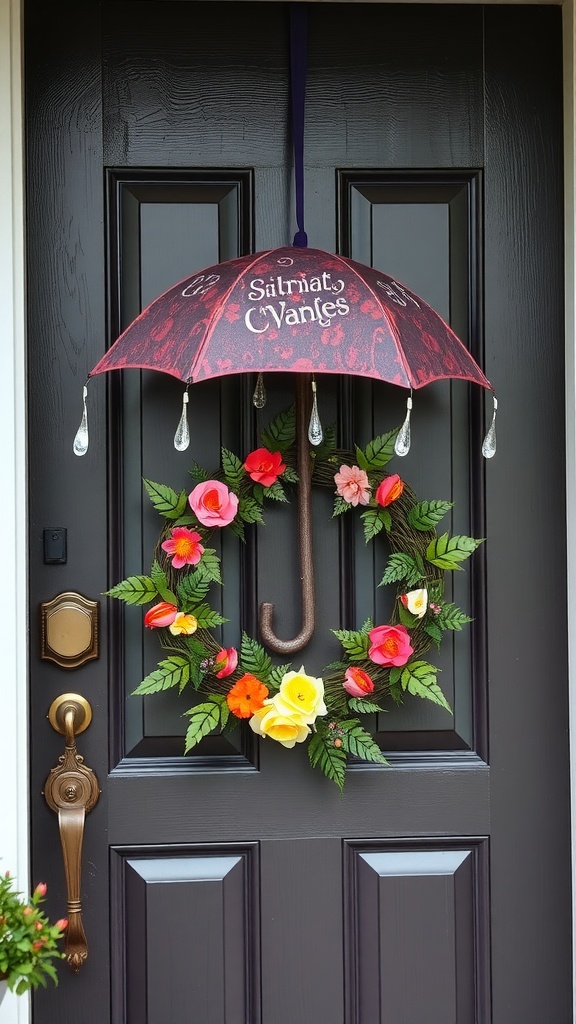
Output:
[
  {"xmin": 34, "ymin": 882, "xmax": 47, "ymax": 897},
  {"xmin": 55, "ymin": 918, "xmax": 68, "ymax": 931},
  {"xmin": 343, "ymin": 666, "xmax": 375, "ymax": 698},
  {"xmin": 214, "ymin": 647, "xmax": 238, "ymax": 678},
  {"xmin": 144, "ymin": 601, "xmax": 178, "ymax": 629}
]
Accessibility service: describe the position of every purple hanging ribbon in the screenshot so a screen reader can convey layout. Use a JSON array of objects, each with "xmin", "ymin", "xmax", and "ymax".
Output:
[{"xmin": 290, "ymin": 3, "xmax": 308, "ymax": 248}]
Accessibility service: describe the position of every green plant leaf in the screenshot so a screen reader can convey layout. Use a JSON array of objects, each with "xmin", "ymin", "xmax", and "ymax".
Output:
[
  {"xmin": 133, "ymin": 656, "xmax": 190, "ymax": 695},
  {"xmin": 332, "ymin": 628, "xmax": 370, "ymax": 660},
  {"xmin": 435, "ymin": 603, "xmax": 474, "ymax": 630},
  {"xmin": 268, "ymin": 663, "xmax": 292, "ymax": 690},
  {"xmin": 426, "ymin": 533, "xmax": 484, "ymax": 570},
  {"xmin": 424, "ymin": 622, "xmax": 443, "ymax": 645},
  {"xmin": 348, "ymin": 697, "xmax": 386, "ymax": 714},
  {"xmin": 308, "ymin": 731, "xmax": 347, "ymax": 791},
  {"xmin": 282, "ymin": 465, "xmax": 299, "ymax": 483},
  {"xmin": 361, "ymin": 507, "xmax": 390, "ymax": 542},
  {"xmin": 143, "ymin": 478, "xmax": 188, "ymax": 519},
  {"xmin": 191, "ymin": 602, "xmax": 227, "ymax": 628},
  {"xmin": 151, "ymin": 561, "xmax": 178, "ymax": 605},
  {"xmin": 400, "ymin": 660, "xmax": 452, "ymax": 713},
  {"xmin": 198, "ymin": 548, "xmax": 222, "ymax": 583},
  {"xmin": 239, "ymin": 496, "xmax": 265, "ymax": 524},
  {"xmin": 397, "ymin": 602, "xmax": 419, "ymax": 628},
  {"xmin": 332, "ymin": 496, "xmax": 352, "ymax": 517},
  {"xmin": 379, "ymin": 553, "xmax": 421, "ymax": 587},
  {"xmin": 354, "ymin": 445, "xmax": 369, "ymax": 471},
  {"xmin": 177, "ymin": 569, "xmax": 212, "ymax": 610},
  {"xmin": 340, "ymin": 720, "xmax": 389, "ymax": 764},
  {"xmin": 228, "ymin": 517, "xmax": 246, "ymax": 541},
  {"xmin": 362, "ymin": 428, "xmax": 398, "ymax": 469},
  {"xmin": 407, "ymin": 499, "xmax": 454, "ymax": 531},
  {"xmin": 359, "ymin": 617, "xmax": 374, "ymax": 634},
  {"xmin": 389, "ymin": 666, "xmax": 402, "ymax": 686},
  {"xmin": 240, "ymin": 632, "xmax": 273, "ymax": 682},
  {"xmin": 261, "ymin": 405, "xmax": 296, "ymax": 454},
  {"xmin": 263, "ymin": 481, "xmax": 288, "ymax": 502},
  {"xmin": 221, "ymin": 447, "xmax": 245, "ymax": 488},
  {"xmin": 184, "ymin": 700, "xmax": 222, "ymax": 752},
  {"xmin": 312, "ymin": 425, "xmax": 336, "ymax": 460},
  {"xmin": 188, "ymin": 461, "xmax": 209, "ymax": 483},
  {"xmin": 105, "ymin": 575, "xmax": 158, "ymax": 605}
]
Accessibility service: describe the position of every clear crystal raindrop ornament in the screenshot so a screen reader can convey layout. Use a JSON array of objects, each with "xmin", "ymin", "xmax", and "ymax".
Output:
[
  {"xmin": 482, "ymin": 395, "xmax": 497, "ymax": 458},
  {"xmin": 394, "ymin": 395, "xmax": 412, "ymax": 457},
  {"xmin": 174, "ymin": 391, "xmax": 190, "ymax": 451},
  {"xmin": 308, "ymin": 378, "xmax": 323, "ymax": 446},
  {"xmin": 73, "ymin": 385, "xmax": 89, "ymax": 456},
  {"xmin": 252, "ymin": 373, "xmax": 267, "ymax": 409}
]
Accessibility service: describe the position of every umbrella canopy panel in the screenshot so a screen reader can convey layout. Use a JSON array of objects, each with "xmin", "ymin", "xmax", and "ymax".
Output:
[{"xmin": 89, "ymin": 246, "xmax": 491, "ymax": 391}]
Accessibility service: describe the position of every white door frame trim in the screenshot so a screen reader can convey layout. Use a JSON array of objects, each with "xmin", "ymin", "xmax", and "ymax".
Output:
[{"xmin": 1, "ymin": 1, "xmax": 574, "ymax": 1021}]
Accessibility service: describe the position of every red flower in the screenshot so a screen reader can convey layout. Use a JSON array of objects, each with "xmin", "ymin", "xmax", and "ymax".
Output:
[
  {"xmin": 214, "ymin": 647, "xmax": 238, "ymax": 679},
  {"xmin": 161, "ymin": 527, "xmax": 204, "ymax": 569},
  {"xmin": 244, "ymin": 448, "xmax": 286, "ymax": 487},
  {"xmin": 375, "ymin": 474, "xmax": 404, "ymax": 507},
  {"xmin": 144, "ymin": 602, "xmax": 178, "ymax": 629},
  {"xmin": 226, "ymin": 673, "xmax": 269, "ymax": 719},
  {"xmin": 368, "ymin": 624, "xmax": 413, "ymax": 667}
]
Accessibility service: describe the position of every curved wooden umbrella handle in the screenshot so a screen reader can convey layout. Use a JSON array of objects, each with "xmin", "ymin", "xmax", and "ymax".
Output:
[{"xmin": 259, "ymin": 375, "xmax": 315, "ymax": 654}]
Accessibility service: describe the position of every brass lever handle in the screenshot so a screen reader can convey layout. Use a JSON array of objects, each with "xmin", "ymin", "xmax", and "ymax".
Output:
[{"xmin": 43, "ymin": 694, "xmax": 100, "ymax": 973}]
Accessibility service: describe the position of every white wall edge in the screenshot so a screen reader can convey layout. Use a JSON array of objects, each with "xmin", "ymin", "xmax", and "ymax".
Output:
[
  {"xmin": 0, "ymin": 2, "xmax": 574, "ymax": 1022},
  {"xmin": 0, "ymin": 0, "xmax": 29, "ymax": 1020}
]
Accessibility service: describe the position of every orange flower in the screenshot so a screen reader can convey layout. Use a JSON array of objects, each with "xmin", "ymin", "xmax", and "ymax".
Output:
[
  {"xmin": 375, "ymin": 474, "xmax": 404, "ymax": 507},
  {"xmin": 226, "ymin": 673, "xmax": 269, "ymax": 719}
]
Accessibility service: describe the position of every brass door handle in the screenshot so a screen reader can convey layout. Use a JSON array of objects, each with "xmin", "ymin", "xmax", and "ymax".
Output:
[{"xmin": 43, "ymin": 694, "xmax": 100, "ymax": 972}]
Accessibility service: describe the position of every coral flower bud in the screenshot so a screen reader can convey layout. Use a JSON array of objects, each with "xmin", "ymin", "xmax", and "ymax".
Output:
[
  {"xmin": 34, "ymin": 882, "xmax": 47, "ymax": 897},
  {"xmin": 144, "ymin": 601, "xmax": 178, "ymax": 629},
  {"xmin": 55, "ymin": 918, "xmax": 69, "ymax": 931}
]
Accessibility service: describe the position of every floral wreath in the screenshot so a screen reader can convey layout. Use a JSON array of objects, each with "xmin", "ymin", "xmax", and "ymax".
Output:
[{"xmin": 108, "ymin": 407, "xmax": 482, "ymax": 790}]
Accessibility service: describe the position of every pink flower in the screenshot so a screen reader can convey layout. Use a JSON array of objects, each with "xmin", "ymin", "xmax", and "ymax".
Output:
[
  {"xmin": 189, "ymin": 480, "xmax": 239, "ymax": 528},
  {"xmin": 34, "ymin": 882, "xmax": 47, "ymax": 897},
  {"xmin": 214, "ymin": 647, "xmax": 238, "ymax": 678},
  {"xmin": 375, "ymin": 474, "xmax": 404, "ymax": 507},
  {"xmin": 343, "ymin": 666, "xmax": 375, "ymax": 698},
  {"xmin": 55, "ymin": 919, "xmax": 68, "ymax": 931},
  {"xmin": 244, "ymin": 448, "xmax": 286, "ymax": 487},
  {"xmin": 144, "ymin": 601, "xmax": 178, "ymax": 629},
  {"xmin": 161, "ymin": 527, "xmax": 204, "ymax": 569},
  {"xmin": 368, "ymin": 624, "xmax": 413, "ymax": 667},
  {"xmin": 334, "ymin": 464, "xmax": 371, "ymax": 506}
]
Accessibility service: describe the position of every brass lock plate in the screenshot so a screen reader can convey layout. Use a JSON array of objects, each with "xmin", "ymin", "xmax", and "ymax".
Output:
[{"xmin": 40, "ymin": 592, "xmax": 99, "ymax": 669}]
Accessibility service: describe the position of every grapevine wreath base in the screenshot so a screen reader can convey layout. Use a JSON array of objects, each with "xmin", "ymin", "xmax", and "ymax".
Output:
[{"xmin": 108, "ymin": 407, "xmax": 482, "ymax": 790}]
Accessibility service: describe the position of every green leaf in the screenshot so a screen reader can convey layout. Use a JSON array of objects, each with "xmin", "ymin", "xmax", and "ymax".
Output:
[
  {"xmin": 424, "ymin": 622, "xmax": 443, "ymax": 645},
  {"xmin": 198, "ymin": 548, "xmax": 222, "ymax": 584},
  {"xmin": 400, "ymin": 660, "xmax": 452, "ymax": 713},
  {"xmin": 177, "ymin": 569, "xmax": 212, "ymax": 610},
  {"xmin": 143, "ymin": 479, "xmax": 188, "ymax": 519},
  {"xmin": 239, "ymin": 496, "xmax": 265, "ymax": 524},
  {"xmin": 389, "ymin": 666, "xmax": 402, "ymax": 686},
  {"xmin": 332, "ymin": 496, "xmax": 352, "ymax": 517},
  {"xmin": 379, "ymin": 553, "xmax": 421, "ymax": 587},
  {"xmin": 188, "ymin": 461, "xmax": 209, "ymax": 483},
  {"xmin": 426, "ymin": 533, "xmax": 484, "ymax": 570},
  {"xmin": 361, "ymin": 507, "xmax": 390, "ymax": 542},
  {"xmin": 268, "ymin": 663, "xmax": 292, "ymax": 690},
  {"xmin": 184, "ymin": 701, "xmax": 222, "ymax": 752},
  {"xmin": 228, "ymin": 517, "xmax": 246, "ymax": 541},
  {"xmin": 332, "ymin": 628, "xmax": 369, "ymax": 660},
  {"xmin": 340, "ymin": 721, "xmax": 389, "ymax": 764},
  {"xmin": 308, "ymin": 731, "xmax": 347, "ymax": 792},
  {"xmin": 133, "ymin": 656, "xmax": 190, "ymax": 695},
  {"xmin": 435, "ymin": 603, "xmax": 474, "ymax": 630},
  {"xmin": 397, "ymin": 602, "xmax": 419, "ymax": 628},
  {"xmin": 240, "ymin": 633, "xmax": 273, "ymax": 682},
  {"xmin": 151, "ymin": 561, "xmax": 178, "ymax": 605},
  {"xmin": 221, "ymin": 447, "xmax": 245, "ymax": 488},
  {"xmin": 354, "ymin": 445, "xmax": 369, "ymax": 471},
  {"xmin": 210, "ymin": 692, "xmax": 230, "ymax": 731},
  {"xmin": 348, "ymin": 697, "xmax": 386, "ymax": 714},
  {"xmin": 407, "ymin": 500, "xmax": 454, "ymax": 531},
  {"xmin": 359, "ymin": 617, "xmax": 374, "ymax": 635},
  {"xmin": 312, "ymin": 425, "xmax": 336, "ymax": 460},
  {"xmin": 191, "ymin": 602, "xmax": 227, "ymax": 628},
  {"xmin": 282, "ymin": 465, "xmax": 299, "ymax": 483},
  {"xmin": 105, "ymin": 575, "xmax": 158, "ymax": 605},
  {"xmin": 263, "ymin": 481, "xmax": 288, "ymax": 502},
  {"xmin": 261, "ymin": 406, "xmax": 296, "ymax": 454},
  {"xmin": 361, "ymin": 428, "xmax": 398, "ymax": 469}
]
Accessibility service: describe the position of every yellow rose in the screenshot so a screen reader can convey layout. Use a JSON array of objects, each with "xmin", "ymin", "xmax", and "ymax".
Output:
[
  {"xmin": 275, "ymin": 667, "xmax": 327, "ymax": 723},
  {"xmin": 249, "ymin": 699, "xmax": 311, "ymax": 749}
]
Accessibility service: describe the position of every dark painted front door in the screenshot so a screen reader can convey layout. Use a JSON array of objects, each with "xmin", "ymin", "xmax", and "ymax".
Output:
[{"xmin": 26, "ymin": 3, "xmax": 570, "ymax": 1022}]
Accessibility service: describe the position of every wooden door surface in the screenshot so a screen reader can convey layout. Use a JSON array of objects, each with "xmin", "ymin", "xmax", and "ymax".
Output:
[{"xmin": 26, "ymin": 3, "xmax": 570, "ymax": 1022}]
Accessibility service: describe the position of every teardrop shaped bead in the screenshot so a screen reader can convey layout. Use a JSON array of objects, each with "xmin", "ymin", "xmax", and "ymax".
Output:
[
  {"xmin": 482, "ymin": 396, "xmax": 497, "ymax": 458},
  {"xmin": 174, "ymin": 391, "xmax": 190, "ymax": 451},
  {"xmin": 394, "ymin": 396, "xmax": 412, "ymax": 457},
  {"xmin": 308, "ymin": 384, "xmax": 323, "ymax": 446},
  {"xmin": 252, "ymin": 373, "xmax": 267, "ymax": 409},
  {"xmin": 73, "ymin": 386, "xmax": 89, "ymax": 456}
]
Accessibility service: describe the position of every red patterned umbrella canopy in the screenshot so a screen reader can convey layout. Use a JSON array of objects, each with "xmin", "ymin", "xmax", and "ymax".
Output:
[{"xmin": 89, "ymin": 246, "xmax": 491, "ymax": 391}]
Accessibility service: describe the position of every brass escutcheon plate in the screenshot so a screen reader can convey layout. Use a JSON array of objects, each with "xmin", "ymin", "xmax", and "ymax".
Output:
[
  {"xmin": 40, "ymin": 592, "xmax": 99, "ymax": 669},
  {"xmin": 48, "ymin": 694, "xmax": 92, "ymax": 736}
]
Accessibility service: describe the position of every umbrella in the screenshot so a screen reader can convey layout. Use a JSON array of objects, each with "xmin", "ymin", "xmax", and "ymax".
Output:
[{"xmin": 76, "ymin": 244, "xmax": 495, "ymax": 655}]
